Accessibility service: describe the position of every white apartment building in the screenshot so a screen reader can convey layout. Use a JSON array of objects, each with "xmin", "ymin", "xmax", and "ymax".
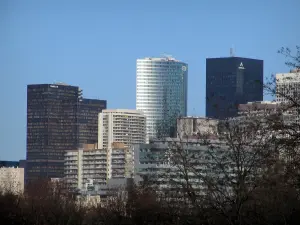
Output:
[
  {"xmin": 0, "ymin": 167, "xmax": 24, "ymax": 194},
  {"xmin": 98, "ymin": 109, "xmax": 146, "ymax": 149},
  {"xmin": 64, "ymin": 148, "xmax": 108, "ymax": 190},
  {"xmin": 136, "ymin": 56, "xmax": 188, "ymax": 142},
  {"xmin": 133, "ymin": 138, "xmax": 230, "ymax": 196},
  {"xmin": 64, "ymin": 143, "xmax": 133, "ymax": 191},
  {"xmin": 133, "ymin": 137, "xmax": 270, "ymax": 200}
]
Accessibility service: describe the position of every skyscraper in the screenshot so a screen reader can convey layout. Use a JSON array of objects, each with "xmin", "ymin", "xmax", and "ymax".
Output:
[
  {"xmin": 26, "ymin": 83, "xmax": 106, "ymax": 182},
  {"xmin": 78, "ymin": 98, "xmax": 107, "ymax": 146},
  {"xmin": 136, "ymin": 56, "xmax": 188, "ymax": 141},
  {"xmin": 206, "ymin": 57, "xmax": 263, "ymax": 119}
]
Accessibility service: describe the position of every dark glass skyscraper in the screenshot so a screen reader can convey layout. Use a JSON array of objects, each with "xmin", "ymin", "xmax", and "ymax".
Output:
[
  {"xmin": 78, "ymin": 98, "xmax": 107, "ymax": 146},
  {"xmin": 206, "ymin": 57, "xmax": 263, "ymax": 119},
  {"xmin": 26, "ymin": 83, "xmax": 106, "ymax": 182}
]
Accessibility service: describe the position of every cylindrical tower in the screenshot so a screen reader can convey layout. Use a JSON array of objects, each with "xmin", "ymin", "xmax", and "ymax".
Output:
[{"xmin": 136, "ymin": 56, "xmax": 188, "ymax": 142}]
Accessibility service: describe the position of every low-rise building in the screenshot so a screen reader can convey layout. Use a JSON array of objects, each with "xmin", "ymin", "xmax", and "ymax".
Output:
[
  {"xmin": 0, "ymin": 164, "xmax": 24, "ymax": 194},
  {"xmin": 64, "ymin": 147, "xmax": 107, "ymax": 191},
  {"xmin": 133, "ymin": 138, "xmax": 230, "ymax": 194},
  {"xmin": 109, "ymin": 143, "xmax": 133, "ymax": 179},
  {"xmin": 177, "ymin": 117, "xmax": 219, "ymax": 139},
  {"xmin": 64, "ymin": 143, "xmax": 133, "ymax": 191}
]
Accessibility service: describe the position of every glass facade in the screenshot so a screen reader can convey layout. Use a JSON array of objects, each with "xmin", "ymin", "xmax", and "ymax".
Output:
[
  {"xmin": 206, "ymin": 57, "xmax": 263, "ymax": 119},
  {"xmin": 136, "ymin": 57, "xmax": 188, "ymax": 141},
  {"xmin": 78, "ymin": 98, "xmax": 107, "ymax": 146},
  {"xmin": 27, "ymin": 84, "xmax": 80, "ymax": 182},
  {"xmin": 26, "ymin": 84, "xmax": 106, "ymax": 182}
]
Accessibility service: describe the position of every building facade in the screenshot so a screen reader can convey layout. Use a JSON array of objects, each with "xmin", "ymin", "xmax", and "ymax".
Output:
[
  {"xmin": 98, "ymin": 109, "xmax": 146, "ymax": 149},
  {"xmin": 0, "ymin": 166, "xmax": 24, "ymax": 194},
  {"xmin": 64, "ymin": 143, "xmax": 133, "ymax": 191},
  {"xmin": 64, "ymin": 148, "xmax": 108, "ymax": 191},
  {"xmin": 136, "ymin": 56, "xmax": 188, "ymax": 142},
  {"xmin": 133, "ymin": 138, "xmax": 230, "ymax": 196},
  {"xmin": 27, "ymin": 83, "xmax": 106, "ymax": 182},
  {"xmin": 177, "ymin": 117, "xmax": 219, "ymax": 139},
  {"xmin": 276, "ymin": 69, "xmax": 300, "ymax": 104},
  {"xmin": 109, "ymin": 143, "xmax": 133, "ymax": 179},
  {"xmin": 78, "ymin": 98, "xmax": 107, "ymax": 146},
  {"xmin": 27, "ymin": 83, "xmax": 80, "ymax": 182},
  {"xmin": 206, "ymin": 57, "xmax": 263, "ymax": 119}
]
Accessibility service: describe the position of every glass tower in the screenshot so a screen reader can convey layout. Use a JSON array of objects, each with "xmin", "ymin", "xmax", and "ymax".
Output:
[
  {"xmin": 136, "ymin": 56, "xmax": 188, "ymax": 141},
  {"xmin": 26, "ymin": 83, "xmax": 106, "ymax": 182},
  {"xmin": 206, "ymin": 57, "xmax": 263, "ymax": 119}
]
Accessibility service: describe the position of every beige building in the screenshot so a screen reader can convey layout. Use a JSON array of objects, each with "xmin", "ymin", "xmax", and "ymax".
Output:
[
  {"xmin": 98, "ymin": 109, "xmax": 146, "ymax": 149},
  {"xmin": 64, "ymin": 143, "xmax": 133, "ymax": 191},
  {"xmin": 109, "ymin": 143, "xmax": 133, "ymax": 179},
  {"xmin": 64, "ymin": 147, "xmax": 108, "ymax": 190},
  {"xmin": 0, "ymin": 167, "xmax": 24, "ymax": 194},
  {"xmin": 276, "ymin": 69, "xmax": 300, "ymax": 103},
  {"xmin": 177, "ymin": 117, "xmax": 219, "ymax": 139}
]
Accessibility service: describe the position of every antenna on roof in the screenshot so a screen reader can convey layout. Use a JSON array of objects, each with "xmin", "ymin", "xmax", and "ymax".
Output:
[{"xmin": 230, "ymin": 46, "xmax": 235, "ymax": 57}]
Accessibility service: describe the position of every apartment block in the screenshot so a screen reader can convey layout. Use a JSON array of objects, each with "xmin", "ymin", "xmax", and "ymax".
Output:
[
  {"xmin": 108, "ymin": 143, "xmax": 133, "ymax": 179},
  {"xmin": 98, "ymin": 109, "xmax": 146, "ymax": 149},
  {"xmin": 133, "ymin": 138, "xmax": 230, "ymax": 195},
  {"xmin": 64, "ymin": 147, "xmax": 107, "ymax": 191},
  {"xmin": 64, "ymin": 143, "xmax": 133, "ymax": 191}
]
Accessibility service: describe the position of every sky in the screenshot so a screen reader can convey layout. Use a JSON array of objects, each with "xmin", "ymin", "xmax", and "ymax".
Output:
[{"xmin": 0, "ymin": 0, "xmax": 299, "ymax": 160}]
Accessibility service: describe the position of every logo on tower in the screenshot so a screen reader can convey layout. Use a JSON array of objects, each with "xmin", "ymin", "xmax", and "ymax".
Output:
[
  {"xmin": 238, "ymin": 62, "xmax": 245, "ymax": 69},
  {"xmin": 182, "ymin": 66, "xmax": 187, "ymax": 71}
]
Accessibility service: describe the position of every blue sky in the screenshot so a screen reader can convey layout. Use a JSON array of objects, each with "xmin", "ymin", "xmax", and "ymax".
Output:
[{"xmin": 0, "ymin": 0, "xmax": 299, "ymax": 160}]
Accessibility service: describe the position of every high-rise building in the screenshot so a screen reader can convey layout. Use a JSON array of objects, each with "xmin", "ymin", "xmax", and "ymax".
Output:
[
  {"xmin": 136, "ymin": 56, "xmax": 188, "ymax": 141},
  {"xmin": 26, "ymin": 83, "xmax": 106, "ymax": 182},
  {"xmin": 78, "ymin": 98, "xmax": 107, "ymax": 146},
  {"xmin": 206, "ymin": 57, "xmax": 263, "ymax": 119},
  {"xmin": 98, "ymin": 109, "xmax": 146, "ymax": 149}
]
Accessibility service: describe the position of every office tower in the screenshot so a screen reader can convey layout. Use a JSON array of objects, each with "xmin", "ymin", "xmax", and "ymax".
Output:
[
  {"xmin": 136, "ymin": 56, "xmax": 188, "ymax": 141},
  {"xmin": 26, "ymin": 83, "xmax": 106, "ymax": 182},
  {"xmin": 78, "ymin": 98, "xmax": 107, "ymax": 146},
  {"xmin": 98, "ymin": 109, "xmax": 146, "ymax": 149},
  {"xmin": 276, "ymin": 69, "xmax": 300, "ymax": 103},
  {"xmin": 206, "ymin": 57, "xmax": 263, "ymax": 119}
]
